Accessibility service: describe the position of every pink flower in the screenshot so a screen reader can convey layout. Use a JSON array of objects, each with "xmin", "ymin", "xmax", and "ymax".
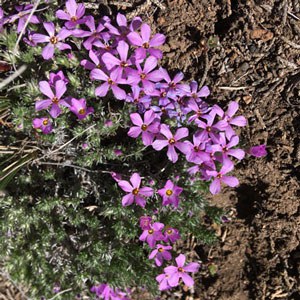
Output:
[
  {"xmin": 127, "ymin": 23, "xmax": 165, "ymax": 59},
  {"xmin": 206, "ymin": 158, "xmax": 239, "ymax": 194},
  {"xmin": 156, "ymin": 273, "xmax": 172, "ymax": 291},
  {"xmin": 56, "ymin": 0, "xmax": 86, "ymax": 29},
  {"xmin": 69, "ymin": 98, "xmax": 94, "ymax": 119},
  {"xmin": 32, "ymin": 117, "xmax": 52, "ymax": 134},
  {"xmin": 139, "ymin": 216, "xmax": 152, "ymax": 230},
  {"xmin": 152, "ymin": 124, "xmax": 189, "ymax": 163},
  {"xmin": 149, "ymin": 244, "xmax": 172, "ymax": 266},
  {"xmin": 248, "ymin": 144, "xmax": 267, "ymax": 157},
  {"xmin": 118, "ymin": 173, "xmax": 153, "ymax": 207},
  {"xmin": 32, "ymin": 22, "xmax": 71, "ymax": 60},
  {"xmin": 35, "ymin": 80, "xmax": 69, "ymax": 118},
  {"xmin": 157, "ymin": 180, "xmax": 183, "ymax": 207},
  {"xmin": 128, "ymin": 110, "xmax": 160, "ymax": 146},
  {"xmin": 139, "ymin": 222, "xmax": 164, "ymax": 248},
  {"xmin": 163, "ymin": 254, "xmax": 200, "ymax": 288},
  {"xmin": 164, "ymin": 227, "xmax": 180, "ymax": 243}
]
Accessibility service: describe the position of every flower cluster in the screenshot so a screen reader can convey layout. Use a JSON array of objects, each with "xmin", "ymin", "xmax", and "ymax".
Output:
[{"xmin": 90, "ymin": 283, "xmax": 130, "ymax": 300}]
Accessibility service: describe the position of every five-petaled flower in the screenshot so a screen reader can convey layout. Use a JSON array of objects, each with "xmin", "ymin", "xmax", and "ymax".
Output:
[
  {"xmin": 69, "ymin": 98, "xmax": 94, "ymax": 120},
  {"xmin": 149, "ymin": 244, "xmax": 172, "ymax": 266},
  {"xmin": 157, "ymin": 180, "xmax": 183, "ymax": 207},
  {"xmin": 118, "ymin": 173, "xmax": 153, "ymax": 207},
  {"xmin": 139, "ymin": 222, "xmax": 164, "ymax": 248}
]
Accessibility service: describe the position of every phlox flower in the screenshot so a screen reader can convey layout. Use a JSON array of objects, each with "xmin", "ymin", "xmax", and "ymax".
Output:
[
  {"xmin": 157, "ymin": 180, "xmax": 183, "ymax": 207},
  {"xmin": 163, "ymin": 254, "xmax": 200, "ymax": 287},
  {"xmin": 125, "ymin": 86, "xmax": 152, "ymax": 108},
  {"xmin": 152, "ymin": 124, "xmax": 189, "ymax": 163},
  {"xmin": 35, "ymin": 80, "xmax": 69, "ymax": 118},
  {"xmin": 186, "ymin": 81, "xmax": 210, "ymax": 102},
  {"xmin": 9, "ymin": 4, "xmax": 40, "ymax": 33},
  {"xmin": 127, "ymin": 56, "xmax": 162, "ymax": 93},
  {"xmin": 128, "ymin": 109, "xmax": 160, "ymax": 146},
  {"xmin": 149, "ymin": 244, "xmax": 172, "ymax": 266},
  {"xmin": 32, "ymin": 22, "xmax": 71, "ymax": 60},
  {"xmin": 56, "ymin": 0, "xmax": 86, "ymax": 29},
  {"xmin": 127, "ymin": 23, "xmax": 165, "ymax": 59},
  {"xmin": 102, "ymin": 40, "xmax": 132, "ymax": 76},
  {"xmin": 49, "ymin": 70, "xmax": 69, "ymax": 86},
  {"xmin": 248, "ymin": 144, "xmax": 267, "ymax": 157},
  {"xmin": 32, "ymin": 117, "xmax": 52, "ymax": 134},
  {"xmin": 118, "ymin": 173, "xmax": 153, "ymax": 207},
  {"xmin": 156, "ymin": 273, "xmax": 172, "ymax": 291},
  {"xmin": 80, "ymin": 49, "xmax": 104, "ymax": 71},
  {"xmin": 69, "ymin": 98, "xmax": 94, "ymax": 120},
  {"xmin": 139, "ymin": 222, "xmax": 164, "ymax": 248},
  {"xmin": 211, "ymin": 133, "xmax": 245, "ymax": 160},
  {"xmin": 187, "ymin": 99, "xmax": 210, "ymax": 123},
  {"xmin": 90, "ymin": 283, "xmax": 112, "ymax": 300},
  {"xmin": 184, "ymin": 132, "xmax": 211, "ymax": 164},
  {"xmin": 164, "ymin": 227, "xmax": 180, "ymax": 243},
  {"xmin": 139, "ymin": 216, "xmax": 152, "ymax": 230},
  {"xmin": 206, "ymin": 158, "xmax": 239, "ymax": 194},
  {"xmin": 90, "ymin": 68, "xmax": 127, "ymax": 100}
]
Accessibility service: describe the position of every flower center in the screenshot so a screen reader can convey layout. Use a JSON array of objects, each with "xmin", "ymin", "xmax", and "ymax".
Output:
[
  {"xmin": 217, "ymin": 173, "xmax": 222, "ymax": 179},
  {"xmin": 223, "ymin": 146, "xmax": 228, "ymax": 152},
  {"xmin": 194, "ymin": 146, "xmax": 199, "ymax": 152},
  {"xmin": 107, "ymin": 78, "xmax": 114, "ymax": 85},
  {"xmin": 50, "ymin": 36, "xmax": 58, "ymax": 44},
  {"xmin": 78, "ymin": 108, "xmax": 86, "ymax": 115},
  {"xmin": 206, "ymin": 126, "xmax": 211, "ymax": 132},
  {"xmin": 142, "ymin": 42, "xmax": 150, "ymax": 49},
  {"xmin": 42, "ymin": 119, "xmax": 49, "ymax": 126},
  {"xmin": 197, "ymin": 110, "xmax": 202, "ymax": 116},
  {"xmin": 140, "ymin": 73, "xmax": 146, "ymax": 80},
  {"xmin": 52, "ymin": 97, "xmax": 59, "ymax": 104},
  {"xmin": 192, "ymin": 93, "xmax": 198, "ymax": 99},
  {"xmin": 71, "ymin": 16, "xmax": 78, "ymax": 22},
  {"xmin": 161, "ymin": 91, "xmax": 167, "ymax": 98},
  {"xmin": 178, "ymin": 267, "xmax": 184, "ymax": 272},
  {"xmin": 158, "ymin": 247, "xmax": 164, "ymax": 253},
  {"xmin": 120, "ymin": 61, "xmax": 128, "ymax": 67},
  {"xmin": 132, "ymin": 188, "xmax": 139, "ymax": 195},
  {"xmin": 148, "ymin": 229, "xmax": 154, "ymax": 234},
  {"xmin": 167, "ymin": 229, "xmax": 172, "ymax": 234},
  {"xmin": 169, "ymin": 81, "xmax": 176, "ymax": 88},
  {"xmin": 166, "ymin": 189, "xmax": 173, "ymax": 196},
  {"xmin": 105, "ymin": 45, "xmax": 111, "ymax": 51},
  {"xmin": 168, "ymin": 138, "xmax": 176, "ymax": 145},
  {"xmin": 141, "ymin": 124, "xmax": 148, "ymax": 131}
]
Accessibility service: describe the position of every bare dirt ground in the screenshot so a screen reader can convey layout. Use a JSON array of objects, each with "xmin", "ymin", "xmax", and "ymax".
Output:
[{"xmin": 1, "ymin": 0, "xmax": 299, "ymax": 299}]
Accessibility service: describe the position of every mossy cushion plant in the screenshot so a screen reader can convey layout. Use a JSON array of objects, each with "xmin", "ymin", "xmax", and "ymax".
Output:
[{"xmin": 0, "ymin": 0, "xmax": 262, "ymax": 299}]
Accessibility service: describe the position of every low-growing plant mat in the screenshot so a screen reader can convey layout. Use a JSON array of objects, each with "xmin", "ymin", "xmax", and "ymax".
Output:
[{"xmin": 1, "ymin": 0, "xmax": 300, "ymax": 299}]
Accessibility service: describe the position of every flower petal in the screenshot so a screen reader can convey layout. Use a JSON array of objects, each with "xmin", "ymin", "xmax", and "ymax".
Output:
[
  {"xmin": 42, "ymin": 43, "xmax": 55, "ymax": 60},
  {"xmin": 39, "ymin": 81, "xmax": 54, "ymax": 99}
]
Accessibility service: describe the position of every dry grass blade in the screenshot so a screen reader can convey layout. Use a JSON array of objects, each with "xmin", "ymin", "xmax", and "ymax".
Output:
[{"xmin": 0, "ymin": 65, "xmax": 27, "ymax": 90}]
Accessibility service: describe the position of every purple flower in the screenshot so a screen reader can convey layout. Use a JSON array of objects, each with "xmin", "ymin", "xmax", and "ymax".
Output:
[
  {"xmin": 157, "ymin": 180, "xmax": 183, "ymax": 207},
  {"xmin": 69, "ymin": 98, "xmax": 94, "ymax": 119},
  {"xmin": 149, "ymin": 244, "xmax": 172, "ymax": 266},
  {"xmin": 164, "ymin": 227, "xmax": 180, "ymax": 243},
  {"xmin": 90, "ymin": 68, "xmax": 127, "ymax": 100},
  {"xmin": 35, "ymin": 80, "xmax": 69, "ymax": 118},
  {"xmin": 81, "ymin": 49, "xmax": 104, "ymax": 71},
  {"xmin": 187, "ymin": 99, "xmax": 210, "ymax": 123},
  {"xmin": 248, "ymin": 144, "xmax": 267, "ymax": 157},
  {"xmin": 206, "ymin": 158, "xmax": 239, "ymax": 194},
  {"xmin": 9, "ymin": 4, "xmax": 40, "ymax": 33},
  {"xmin": 139, "ymin": 216, "xmax": 152, "ymax": 230},
  {"xmin": 32, "ymin": 22, "xmax": 71, "ymax": 60},
  {"xmin": 156, "ymin": 273, "xmax": 172, "ymax": 291},
  {"xmin": 126, "ymin": 86, "xmax": 152, "ymax": 108},
  {"xmin": 127, "ymin": 23, "xmax": 165, "ymax": 59},
  {"xmin": 139, "ymin": 222, "xmax": 164, "ymax": 248},
  {"xmin": 128, "ymin": 110, "xmax": 160, "ymax": 146},
  {"xmin": 164, "ymin": 254, "xmax": 200, "ymax": 287},
  {"xmin": 186, "ymin": 81, "xmax": 210, "ymax": 102},
  {"xmin": 56, "ymin": 0, "xmax": 86, "ymax": 29},
  {"xmin": 127, "ymin": 56, "xmax": 162, "ymax": 93},
  {"xmin": 211, "ymin": 133, "xmax": 245, "ymax": 160},
  {"xmin": 32, "ymin": 117, "xmax": 53, "ymax": 134},
  {"xmin": 23, "ymin": 30, "xmax": 37, "ymax": 46},
  {"xmin": 90, "ymin": 283, "xmax": 112, "ymax": 299},
  {"xmin": 184, "ymin": 132, "xmax": 211, "ymax": 164},
  {"xmin": 102, "ymin": 40, "xmax": 132, "ymax": 77},
  {"xmin": 118, "ymin": 173, "xmax": 153, "ymax": 207},
  {"xmin": 152, "ymin": 124, "xmax": 189, "ymax": 163},
  {"xmin": 49, "ymin": 71, "xmax": 69, "ymax": 86}
]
